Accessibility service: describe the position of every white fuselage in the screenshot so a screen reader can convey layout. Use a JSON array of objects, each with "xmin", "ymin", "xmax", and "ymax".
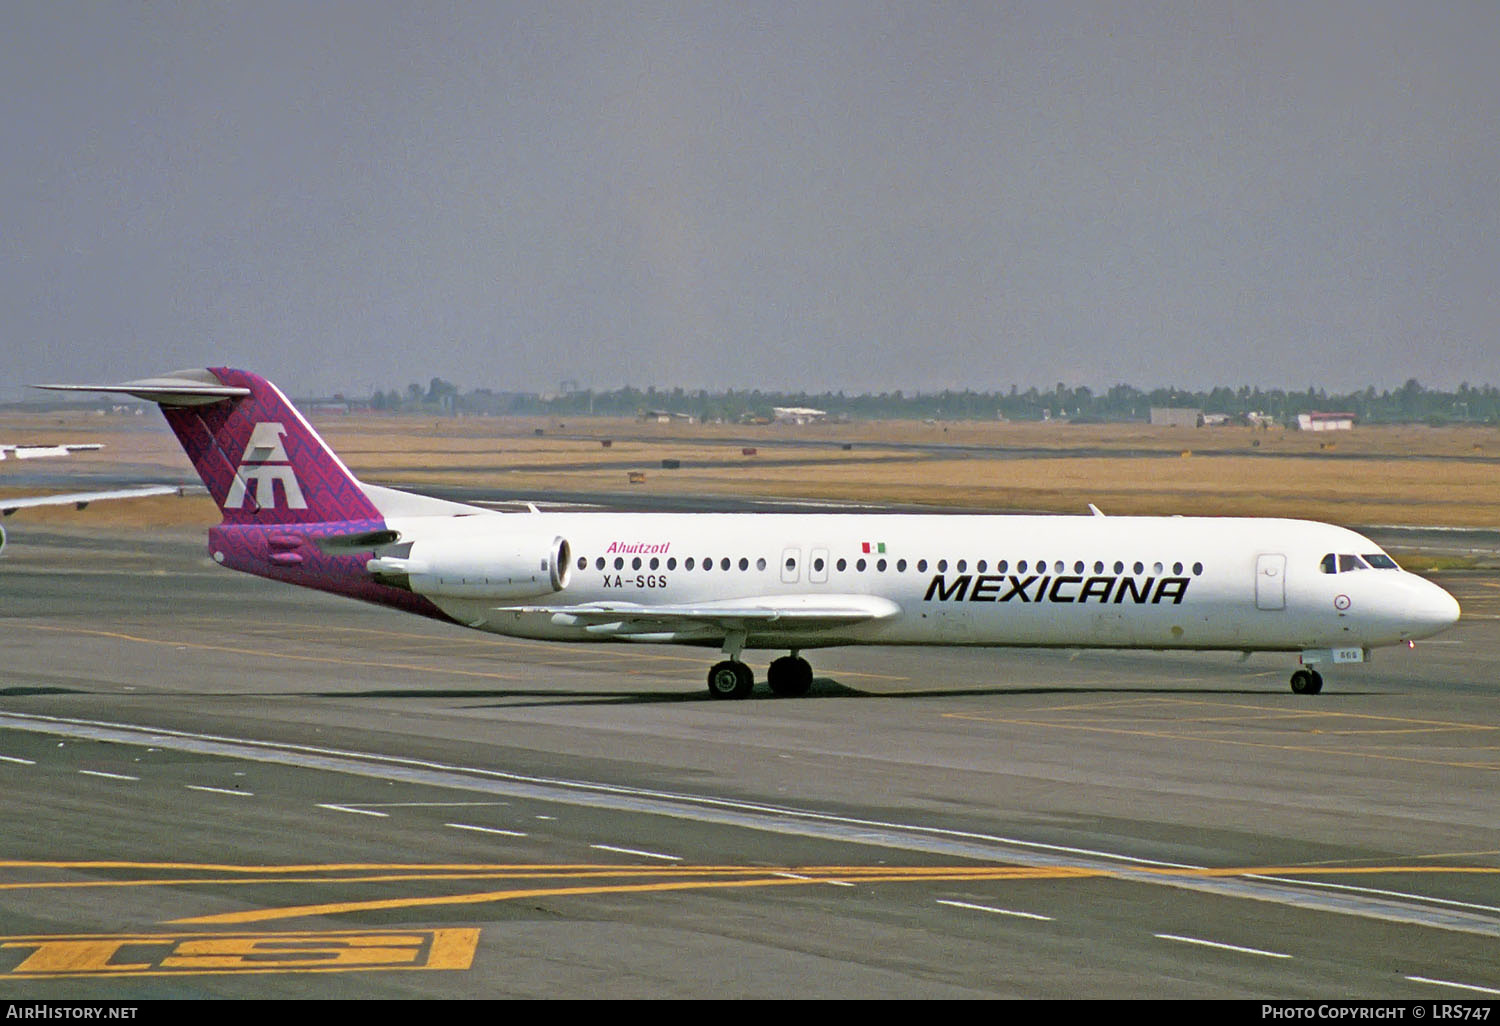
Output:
[{"xmin": 388, "ymin": 512, "xmax": 1460, "ymax": 655}]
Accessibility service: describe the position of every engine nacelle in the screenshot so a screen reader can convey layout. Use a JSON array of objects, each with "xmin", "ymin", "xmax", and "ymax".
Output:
[{"xmin": 367, "ymin": 533, "xmax": 571, "ymax": 600}]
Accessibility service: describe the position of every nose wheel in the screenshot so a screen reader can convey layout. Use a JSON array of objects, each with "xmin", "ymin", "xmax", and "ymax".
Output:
[{"xmin": 1290, "ymin": 668, "xmax": 1324, "ymax": 695}]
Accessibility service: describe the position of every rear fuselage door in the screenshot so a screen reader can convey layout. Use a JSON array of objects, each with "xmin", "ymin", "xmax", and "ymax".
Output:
[{"xmin": 1255, "ymin": 553, "xmax": 1286, "ymax": 610}]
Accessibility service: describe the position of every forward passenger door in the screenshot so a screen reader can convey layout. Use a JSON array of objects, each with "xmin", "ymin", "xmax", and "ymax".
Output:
[{"xmin": 1255, "ymin": 554, "xmax": 1286, "ymax": 611}]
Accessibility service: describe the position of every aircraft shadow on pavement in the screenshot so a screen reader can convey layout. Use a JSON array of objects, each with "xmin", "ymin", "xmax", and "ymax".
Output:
[{"xmin": 264, "ymin": 677, "xmax": 1382, "ymax": 708}]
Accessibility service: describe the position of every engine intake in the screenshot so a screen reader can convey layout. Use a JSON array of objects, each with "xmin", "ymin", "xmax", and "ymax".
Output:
[{"xmin": 367, "ymin": 533, "xmax": 571, "ymax": 600}]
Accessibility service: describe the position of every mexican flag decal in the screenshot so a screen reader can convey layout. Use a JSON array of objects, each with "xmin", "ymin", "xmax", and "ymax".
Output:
[{"xmin": 861, "ymin": 542, "xmax": 886, "ymax": 554}]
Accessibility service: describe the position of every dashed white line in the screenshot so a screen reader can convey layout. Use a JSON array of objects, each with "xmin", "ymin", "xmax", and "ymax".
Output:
[
  {"xmin": 590, "ymin": 844, "xmax": 682, "ymax": 862},
  {"xmin": 0, "ymin": 755, "xmax": 36, "ymax": 765},
  {"xmin": 1155, "ymin": 933, "xmax": 1291, "ymax": 959},
  {"xmin": 78, "ymin": 769, "xmax": 138, "ymax": 781},
  {"xmin": 446, "ymin": 822, "xmax": 528, "ymax": 838},
  {"xmin": 185, "ymin": 784, "xmax": 254, "ymax": 797},
  {"xmin": 1405, "ymin": 975, "xmax": 1500, "ymax": 996},
  {"xmin": 358, "ymin": 801, "xmax": 509, "ymax": 809},
  {"xmin": 937, "ymin": 899, "xmax": 1053, "ymax": 921},
  {"xmin": 316, "ymin": 803, "xmax": 389, "ymax": 817}
]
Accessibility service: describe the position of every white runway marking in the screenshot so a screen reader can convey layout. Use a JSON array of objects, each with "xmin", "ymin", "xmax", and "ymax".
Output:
[
  {"xmin": 773, "ymin": 872, "xmax": 853, "ymax": 887},
  {"xmin": 0, "ymin": 755, "xmax": 35, "ymax": 765},
  {"xmin": 185, "ymin": 784, "xmax": 254, "ymax": 797},
  {"xmin": 1405, "ymin": 975, "xmax": 1500, "ymax": 996},
  {"xmin": 1251, "ymin": 873, "xmax": 1500, "ymax": 917},
  {"xmin": 590, "ymin": 844, "xmax": 681, "ymax": 861},
  {"xmin": 1155, "ymin": 933, "xmax": 1290, "ymax": 959},
  {"xmin": 78, "ymin": 769, "xmax": 138, "ymax": 781},
  {"xmin": 316, "ymin": 803, "xmax": 388, "ymax": 817},
  {"xmin": 361, "ymin": 801, "xmax": 509, "ymax": 808},
  {"xmin": 446, "ymin": 822, "xmax": 528, "ymax": 837},
  {"xmin": 937, "ymin": 899, "xmax": 1053, "ymax": 921}
]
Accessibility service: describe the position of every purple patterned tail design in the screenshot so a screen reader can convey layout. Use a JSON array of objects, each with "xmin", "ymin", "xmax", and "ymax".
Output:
[
  {"xmin": 162, "ymin": 368, "xmax": 454, "ymax": 622},
  {"xmin": 160, "ymin": 367, "xmax": 383, "ymax": 525}
]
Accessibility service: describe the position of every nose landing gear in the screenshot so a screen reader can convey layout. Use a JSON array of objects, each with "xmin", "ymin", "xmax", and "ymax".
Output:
[{"xmin": 1289, "ymin": 668, "xmax": 1324, "ymax": 695}]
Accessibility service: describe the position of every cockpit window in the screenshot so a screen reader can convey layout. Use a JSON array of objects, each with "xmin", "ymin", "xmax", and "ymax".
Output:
[{"xmin": 1323, "ymin": 552, "xmax": 1395, "ymax": 573}]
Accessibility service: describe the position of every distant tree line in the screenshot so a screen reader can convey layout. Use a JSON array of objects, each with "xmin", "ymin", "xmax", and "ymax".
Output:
[{"xmin": 354, "ymin": 377, "xmax": 1500, "ymax": 426}]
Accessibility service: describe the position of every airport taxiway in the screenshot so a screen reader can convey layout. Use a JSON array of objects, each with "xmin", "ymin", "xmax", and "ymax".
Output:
[{"xmin": 0, "ymin": 526, "xmax": 1497, "ymax": 998}]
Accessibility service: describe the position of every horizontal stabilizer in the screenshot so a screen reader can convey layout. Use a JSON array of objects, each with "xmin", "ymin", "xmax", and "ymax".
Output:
[{"xmin": 34, "ymin": 369, "xmax": 250, "ymax": 407}]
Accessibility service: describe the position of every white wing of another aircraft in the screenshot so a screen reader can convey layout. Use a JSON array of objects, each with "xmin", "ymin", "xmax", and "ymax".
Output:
[
  {"xmin": 0, "ymin": 443, "xmax": 104, "ymax": 460},
  {"xmin": 0, "ymin": 442, "xmax": 197, "ymax": 554},
  {"xmin": 1, "ymin": 484, "xmax": 188, "ymax": 516}
]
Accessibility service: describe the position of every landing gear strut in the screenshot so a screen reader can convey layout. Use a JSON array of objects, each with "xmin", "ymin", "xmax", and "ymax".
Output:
[
  {"xmin": 707, "ymin": 630, "xmax": 754, "ymax": 700},
  {"xmin": 1289, "ymin": 668, "xmax": 1324, "ymax": 695},
  {"xmin": 767, "ymin": 654, "xmax": 814, "ymax": 697}
]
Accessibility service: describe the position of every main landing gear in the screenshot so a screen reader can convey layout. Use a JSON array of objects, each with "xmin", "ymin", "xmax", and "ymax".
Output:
[
  {"xmin": 706, "ymin": 633, "xmax": 814, "ymax": 699},
  {"xmin": 707, "ymin": 660, "xmax": 755, "ymax": 699},
  {"xmin": 705, "ymin": 655, "xmax": 815, "ymax": 699},
  {"xmin": 1289, "ymin": 668, "xmax": 1324, "ymax": 695},
  {"xmin": 767, "ymin": 655, "xmax": 814, "ymax": 697}
]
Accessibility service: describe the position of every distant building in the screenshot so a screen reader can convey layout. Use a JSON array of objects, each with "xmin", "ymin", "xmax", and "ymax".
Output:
[
  {"xmin": 1296, "ymin": 412, "xmax": 1355, "ymax": 431},
  {"xmin": 640, "ymin": 409, "xmax": 696, "ymax": 424},
  {"xmin": 1149, "ymin": 407, "xmax": 1203, "ymax": 428}
]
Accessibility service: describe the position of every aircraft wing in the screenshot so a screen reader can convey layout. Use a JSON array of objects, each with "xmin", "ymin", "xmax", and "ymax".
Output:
[
  {"xmin": 1, "ymin": 484, "xmax": 191, "ymax": 516},
  {"xmin": 514, "ymin": 594, "xmax": 901, "ymax": 639},
  {"xmin": 0, "ymin": 444, "xmax": 104, "ymax": 461}
]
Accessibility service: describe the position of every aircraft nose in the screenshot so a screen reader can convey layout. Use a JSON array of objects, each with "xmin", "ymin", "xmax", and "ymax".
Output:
[{"xmin": 1406, "ymin": 578, "xmax": 1461, "ymax": 637}]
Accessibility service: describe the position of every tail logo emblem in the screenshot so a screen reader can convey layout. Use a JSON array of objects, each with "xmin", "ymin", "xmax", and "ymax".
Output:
[{"xmin": 225, "ymin": 422, "xmax": 307, "ymax": 510}]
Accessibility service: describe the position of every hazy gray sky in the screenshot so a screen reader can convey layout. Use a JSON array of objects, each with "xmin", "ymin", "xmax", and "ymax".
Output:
[{"xmin": 4, "ymin": 2, "xmax": 1497, "ymax": 398}]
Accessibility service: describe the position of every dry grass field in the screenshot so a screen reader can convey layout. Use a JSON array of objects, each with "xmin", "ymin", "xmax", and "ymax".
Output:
[{"xmin": 3, "ymin": 409, "xmax": 1498, "ymax": 537}]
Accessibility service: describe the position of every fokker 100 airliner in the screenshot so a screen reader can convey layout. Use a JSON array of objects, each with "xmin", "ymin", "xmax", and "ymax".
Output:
[{"xmin": 39, "ymin": 369, "xmax": 1461, "ymax": 698}]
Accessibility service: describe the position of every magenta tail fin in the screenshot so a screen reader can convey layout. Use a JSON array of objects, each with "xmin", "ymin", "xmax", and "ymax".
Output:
[{"xmin": 152, "ymin": 368, "xmax": 381, "ymax": 525}]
